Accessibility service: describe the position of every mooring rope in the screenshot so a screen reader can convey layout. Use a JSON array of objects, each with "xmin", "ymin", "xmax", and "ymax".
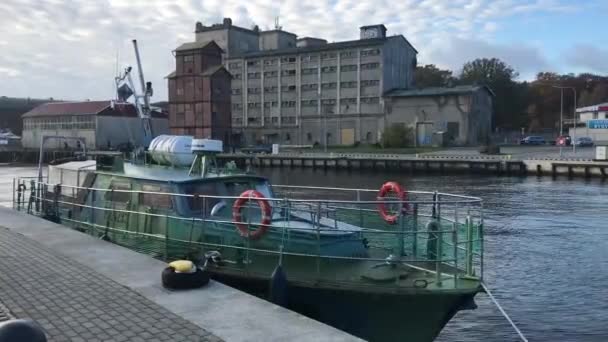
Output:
[{"xmin": 481, "ymin": 282, "xmax": 528, "ymax": 342}]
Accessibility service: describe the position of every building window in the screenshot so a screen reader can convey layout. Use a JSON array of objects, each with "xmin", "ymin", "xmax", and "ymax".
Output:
[
  {"xmin": 301, "ymin": 68, "xmax": 316, "ymax": 75},
  {"xmin": 263, "ymin": 101, "xmax": 279, "ymax": 108},
  {"xmin": 183, "ymin": 55, "xmax": 194, "ymax": 62},
  {"xmin": 264, "ymin": 86, "xmax": 277, "ymax": 93},
  {"xmin": 232, "ymin": 104, "xmax": 243, "ymax": 110},
  {"xmin": 321, "ymin": 52, "xmax": 336, "ymax": 60},
  {"xmin": 307, "ymin": 132, "xmax": 312, "ymax": 142},
  {"xmin": 176, "ymin": 87, "xmax": 184, "ymax": 96},
  {"xmin": 301, "ymin": 84, "xmax": 318, "ymax": 91},
  {"xmin": 302, "ymin": 55, "xmax": 318, "ymax": 62},
  {"xmin": 340, "ymin": 65, "xmax": 357, "ymax": 72},
  {"xmin": 361, "ymin": 48, "xmax": 380, "ymax": 57},
  {"xmin": 281, "ymin": 101, "xmax": 296, "ymax": 107},
  {"xmin": 233, "ymin": 73, "xmax": 242, "ymax": 79},
  {"xmin": 176, "ymin": 112, "xmax": 185, "ymax": 126},
  {"xmin": 285, "ymin": 133, "xmax": 291, "ymax": 141},
  {"xmin": 283, "ymin": 117, "xmax": 296, "ymax": 124},
  {"xmin": 231, "ymin": 88, "xmax": 242, "ymax": 95},
  {"xmin": 263, "ymin": 71, "xmax": 278, "ymax": 78},
  {"xmin": 247, "ymin": 87, "xmax": 260, "ymax": 94},
  {"xmin": 321, "ymin": 82, "xmax": 337, "ymax": 89},
  {"xmin": 281, "ymin": 69, "xmax": 296, "ymax": 76},
  {"xmin": 281, "ymin": 57, "xmax": 296, "ymax": 63},
  {"xmin": 271, "ymin": 117, "xmax": 279, "ymax": 124},
  {"xmin": 264, "ymin": 59, "xmax": 277, "ymax": 66},
  {"xmin": 361, "ymin": 80, "xmax": 380, "ymax": 87},
  {"xmin": 247, "ymin": 117, "xmax": 260, "ymax": 124},
  {"xmin": 321, "ymin": 66, "xmax": 337, "ymax": 73},
  {"xmin": 281, "ymin": 85, "xmax": 296, "ymax": 92},
  {"xmin": 247, "ymin": 72, "xmax": 261, "ymax": 79},
  {"xmin": 301, "ymin": 99, "xmax": 318, "ymax": 107},
  {"xmin": 321, "ymin": 99, "xmax": 336, "ymax": 105},
  {"xmin": 247, "ymin": 102, "xmax": 261, "ymax": 108},
  {"xmin": 340, "ymin": 81, "xmax": 357, "ymax": 88},
  {"xmin": 340, "ymin": 98, "xmax": 357, "ymax": 105},
  {"xmin": 247, "ymin": 60, "xmax": 260, "ymax": 67},
  {"xmin": 340, "ymin": 51, "xmax": 355, "ymax": 59},
  {"xmin": 361, "ymin": 62, "xmax": 380, "ymax": 70},
  {"xmin": 228, "ymin": 62, "xmax": 241, "ymax": 69},
  {"xmin": 361, "ymin": 97, "xmax": 379, "ymax": 104}
]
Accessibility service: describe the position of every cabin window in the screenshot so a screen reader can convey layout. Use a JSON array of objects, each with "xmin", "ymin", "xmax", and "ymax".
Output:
[
  {"xmin": 140, "ymin": 184, "xmax": 173, "ymax": 210},
  {"xmin": 183, "ymin": 182, "xmax": 221, "ymax": 214},
  {"xmin": 104, "ymin": 182, "xmax": 131, "ymax": 203}
]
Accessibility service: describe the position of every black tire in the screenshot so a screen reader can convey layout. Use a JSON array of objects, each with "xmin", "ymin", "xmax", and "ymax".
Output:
[{"xmin": 161, "ymin": 266, "xmax": 210, "ymax": 290}]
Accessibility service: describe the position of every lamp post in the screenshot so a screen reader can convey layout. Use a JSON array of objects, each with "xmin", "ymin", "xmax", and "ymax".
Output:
[{"xmin": 552, "ymin": 86, "xmax": 577, "ymax": 154}]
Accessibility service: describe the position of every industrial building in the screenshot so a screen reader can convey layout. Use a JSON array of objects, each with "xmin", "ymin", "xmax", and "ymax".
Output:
[
  {"xmin": 21, "ymin": 101, "xmax": 168, "ymax": 150},
  {"xmin": 384, "ymin": 86, "xmax": 494, "ymax": 146},
  {"xmin": 170, "ymin": 18, "xmax": 492, "ymax": 146},
  {"xmin": 166, "ymin": 41, "xmax": 232, "ymax": 143},
  {"xmin": 569, "ymin": 102, "xmax": 608, "ymax": 143}
]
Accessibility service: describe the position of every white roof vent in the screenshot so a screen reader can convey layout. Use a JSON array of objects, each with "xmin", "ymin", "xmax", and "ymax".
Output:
[{"xmin": 191, "ymin": 139, "xmax": 223, "ymax": 153}]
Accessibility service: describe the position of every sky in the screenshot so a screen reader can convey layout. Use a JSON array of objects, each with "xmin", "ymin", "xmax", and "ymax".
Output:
[{"xmin": 0, "ymin": 0, "xmax": 607, "ymax": 102}]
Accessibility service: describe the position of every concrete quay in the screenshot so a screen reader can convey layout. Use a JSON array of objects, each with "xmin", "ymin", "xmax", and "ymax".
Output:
[
  {"xmin": 218, "ymin": 146, "xmax": 608, "ymax": 179},
  {"xmin": 0, "ymin": 207, "xmax": 361, "ymax": 342}
]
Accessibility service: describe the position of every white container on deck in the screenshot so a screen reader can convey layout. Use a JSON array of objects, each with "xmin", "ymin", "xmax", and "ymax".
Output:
[
  {"xmin": 272, "ymin": 144, "xmax": 279, "ymax": 155},
  {"xmin": 148, "ymin": 135, "xmax": 195, "ymax": 166},
  {"xmin": 191, "ymin": 139, "xmax": 223, "ymax": 153},
  {"xmin": 596, "ymin": 146, "xmax": 607, "ymax": 161}
]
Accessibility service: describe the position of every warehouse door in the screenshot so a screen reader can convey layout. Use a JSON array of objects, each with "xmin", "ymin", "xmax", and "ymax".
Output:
[{"xmin": 340, "ymin": 128, "xmax": 355, "ymax": 145}]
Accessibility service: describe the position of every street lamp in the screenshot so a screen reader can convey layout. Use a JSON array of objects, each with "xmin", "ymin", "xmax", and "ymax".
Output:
[{"xmin": 552, "ymin": 86, "xmax": 577, "ymax": 154}]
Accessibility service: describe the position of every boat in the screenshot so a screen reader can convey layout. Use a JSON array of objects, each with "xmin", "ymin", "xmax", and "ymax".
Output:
[{"xmin": 13, "ymin": 135, "xmax": 484, "ymax": 341}]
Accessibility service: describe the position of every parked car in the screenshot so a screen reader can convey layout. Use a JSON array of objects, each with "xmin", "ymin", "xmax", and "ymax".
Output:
[
  {"xmin": 574, "ymin": 137, "xmax": 594, "ymax": 147},
  {"xmin": 240, "ymin": 144, "xmax": 273, "ymax": 154},
  {"xmin": 556, "ymin": 135, "xmax": 571, "ymax": 146},
  {"xmin": 520, "ymin": 136, "xmax": 546, "ymax": 145}
]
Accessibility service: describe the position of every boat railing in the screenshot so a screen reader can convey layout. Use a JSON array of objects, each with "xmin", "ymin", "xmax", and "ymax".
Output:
[{"xmin": 13, "ymin": 178, "xmax": 484, "ymax": 289}]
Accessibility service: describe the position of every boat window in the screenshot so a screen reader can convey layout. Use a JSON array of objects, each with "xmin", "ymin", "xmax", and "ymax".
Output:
[
  {"xmin": 104, "ymin": 182, "xmax": 131, "ymax": 203},
  {"xmin": 224, "ymin": 179, "xmax": 273, "ymax": 199},
  {"xmin": 183, "ymin": 182, "xmax": 221, "ymax": 215},
  {"xmin": 140, "ymin": 184, "xmax": 173, "ymax": 210}
]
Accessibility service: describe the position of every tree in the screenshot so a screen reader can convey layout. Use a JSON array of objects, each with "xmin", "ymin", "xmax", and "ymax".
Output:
[
  {"xmin": 414, "ymin": 64, "xmax": 455, "ymax": 88},
  {"xmin": 459, "ymin": 58, "xmax": 525, "ymax": 130},
  {"xmin": 381, "ymin": 124, "xmax": 413, "ymax": 148}
]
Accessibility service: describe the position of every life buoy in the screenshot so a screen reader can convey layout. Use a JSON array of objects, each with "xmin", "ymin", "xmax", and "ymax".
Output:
[
  {"xmin": 377, "ymin": 181, "xmax": 409, "ymax": 224},
  {"xmin": 232, "ymin": 190, "xmax": 272, "ymax": 240}
]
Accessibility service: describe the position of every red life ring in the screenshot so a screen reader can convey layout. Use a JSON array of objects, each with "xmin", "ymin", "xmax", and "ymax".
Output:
[
  {"xmin": 377, "ymin": 181, "xmax": 409, "ymax": 224},
  {"xmin": 232, "ymin": 190, "xmax": 272, "ymax": 240}
]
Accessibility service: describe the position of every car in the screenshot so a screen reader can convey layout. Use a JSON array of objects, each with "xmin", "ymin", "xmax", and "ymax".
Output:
[
  {"xmin": 556, "ymin": 135, "xmax": 571, "ymax": 146},
  {"xmin": 574, "ymin": 137, "xmax": 594, "ymax": 147},
  {"xmin": 520, "ymin": 136, "xmax": 546, "ymax": 145}
]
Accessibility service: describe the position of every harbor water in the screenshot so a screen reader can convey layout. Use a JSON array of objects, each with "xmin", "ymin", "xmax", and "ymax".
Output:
[{"xmin": 1, "ymin": 165, "xmax": 607, "ymax": 341}]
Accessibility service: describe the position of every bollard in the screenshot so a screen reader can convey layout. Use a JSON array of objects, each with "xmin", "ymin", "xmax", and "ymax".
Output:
[{"xmin": 0, "ymin": 319, "xmax": 47, "ymax": 342}]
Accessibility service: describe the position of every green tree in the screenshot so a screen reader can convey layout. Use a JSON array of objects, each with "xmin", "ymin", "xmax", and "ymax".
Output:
[
  {"xmin": 459, "ymin": 58, "xmax": 525, "ymax": 130},
  {"xmin": 414, "ymin": 64, "xmax": 455, "ymax": 88},
  {"xmin": 381, "ymin": 124, "xmax": 413, "ymax": 148}
]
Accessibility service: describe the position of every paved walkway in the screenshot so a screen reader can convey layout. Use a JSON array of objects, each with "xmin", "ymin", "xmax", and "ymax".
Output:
[{"xmin": 0, "ymin": 227, "xmax": 221, "ymax": 342}]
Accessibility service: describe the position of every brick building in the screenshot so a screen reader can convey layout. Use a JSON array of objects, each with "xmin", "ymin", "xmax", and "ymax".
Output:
[{"xmin": 166, "ymin": 41, "xmax": 232, "ymax": 143}]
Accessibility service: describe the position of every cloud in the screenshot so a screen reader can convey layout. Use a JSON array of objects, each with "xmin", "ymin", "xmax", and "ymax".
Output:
[
  {"xmin": 565, "ymin": 45, "xmax": 608, "ymax": 75},
  {"xmin": 423, "ymin": 38, "xmax": 549, "ymax": 80},
  {"xmin": 0, "ymin": 0, "xmax": 595, "ymax": 100}
]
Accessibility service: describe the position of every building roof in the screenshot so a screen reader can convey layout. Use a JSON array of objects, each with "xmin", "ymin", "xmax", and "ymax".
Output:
[
  {"xmin": 576, "ymin": 102, "xmax": 608, "ymax": 113},
  {"xmin": 174, "ymin": 40, "xmax": 224, "ymax": 52},
  {"xmin": 384, "ymin": 85, "xmax": 495, "ymax": 98},
  {"xmin": 22, "ymin": 101, "xmax": 167, "ymax": 118},
  {"xmin": 201, "ymin": 65, "xmax": 231, "ymax": 77},
  {"xmin": 227, "ymin": 35, "xmax": 413, "ymax": 59}
]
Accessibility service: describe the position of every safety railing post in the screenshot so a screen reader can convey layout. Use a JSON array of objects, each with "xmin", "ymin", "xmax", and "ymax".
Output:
[
  {"xmin": 316, "ymin": 201, "xmax": 322, "ymax": 280},
  {"xmin": 164, "ymin": 213, "xmax": 169, "ymax": 261},
  {"xmin": 412, "ymin": 203, "xmax": 418, "ymax": 258},
  {"xmin": 466, "ymin": 215, "xmax": 473, "ymax": 276},
  {"xmin": 12, "ymin": 178, "xmax": 15, "ymax": 209},
  {"xmin": 435, "ymin": 229, "xmax": 442, "ymax": 286},
  {"xmin": 452, "ymin": 222, "xmax": 458, "ymax": 288},
  {"xmin": 357, "ymin": 190, "xmax": 363, "ymax": 228},
  {"xmin": 398, "ymin": 210, "xmax": 405, "ymax": 258}
]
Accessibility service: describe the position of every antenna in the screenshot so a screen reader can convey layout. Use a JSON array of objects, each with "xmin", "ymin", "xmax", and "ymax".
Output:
[{"xmin": 274, "ymin": 16, "xmax": 282, "ymax": 30}]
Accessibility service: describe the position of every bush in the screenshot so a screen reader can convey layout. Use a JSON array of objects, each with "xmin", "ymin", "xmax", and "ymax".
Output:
[{"xmin": 381, "ymin": 124, "xmax": 414, "ymax": 148}]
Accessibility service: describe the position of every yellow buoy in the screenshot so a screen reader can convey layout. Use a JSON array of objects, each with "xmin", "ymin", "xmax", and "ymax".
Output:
[{"xmin": 169, "ymin": 260, "xmax": 195, "ymax": 273}]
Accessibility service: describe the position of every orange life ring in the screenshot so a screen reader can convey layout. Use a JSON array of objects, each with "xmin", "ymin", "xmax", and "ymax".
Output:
[
  {"xmin": 377, "ymin": 181, "xmax": 409, "ymax": 224},
  {"xmin": 232, "ymin": 190, "xmax": 272, "ymax": 240}
]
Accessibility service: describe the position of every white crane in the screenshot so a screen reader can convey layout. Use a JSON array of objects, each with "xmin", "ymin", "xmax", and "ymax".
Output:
[{"xmin": 114, "ymin": 39, "xmax": 153, "ymax": 145}]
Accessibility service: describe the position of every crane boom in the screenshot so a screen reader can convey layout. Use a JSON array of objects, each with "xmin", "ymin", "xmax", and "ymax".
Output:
[{"xmin": 132, "ymin": 39, "xmax": 150, "ymax": 116}]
